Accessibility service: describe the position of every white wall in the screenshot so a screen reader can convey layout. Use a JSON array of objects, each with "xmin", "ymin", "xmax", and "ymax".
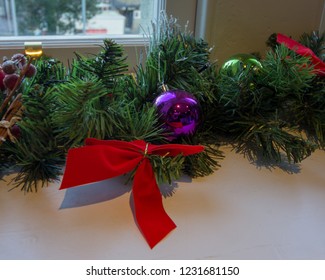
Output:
[{"xmin": 205, "ymin": 0, "xmax": 325, "ymax": 65}]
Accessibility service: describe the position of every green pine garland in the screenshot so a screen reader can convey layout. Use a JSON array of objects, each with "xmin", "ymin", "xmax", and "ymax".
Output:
[{"xmin": 1, "ymin": 14, "xmax": 325, "ymax": 192}]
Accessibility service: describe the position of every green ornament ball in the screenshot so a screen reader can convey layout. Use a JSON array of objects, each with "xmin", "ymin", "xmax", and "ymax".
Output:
[{"xmin": 220, "ymin": 53, "xmax": 262, "ymax": 76}]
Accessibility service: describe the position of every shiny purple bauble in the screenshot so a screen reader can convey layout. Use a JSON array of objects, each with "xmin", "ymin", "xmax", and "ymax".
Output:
[{"xmin": 154, "ymin": 90, "xmax": 201, "ymax": 140}]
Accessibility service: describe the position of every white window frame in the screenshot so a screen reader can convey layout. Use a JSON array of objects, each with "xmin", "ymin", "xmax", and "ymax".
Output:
[{"xmin": 319, "ymin": 2, "xmax": 325, "ymax": 34}]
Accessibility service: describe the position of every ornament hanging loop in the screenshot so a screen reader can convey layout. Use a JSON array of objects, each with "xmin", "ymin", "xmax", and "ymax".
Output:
[
  {"xmin": 159, "ymin": 83, "xmax": 169, "ymax": 93},
  {"xmin": 157, "ymin": 51, "xmax": 170, "ymax": 93}
]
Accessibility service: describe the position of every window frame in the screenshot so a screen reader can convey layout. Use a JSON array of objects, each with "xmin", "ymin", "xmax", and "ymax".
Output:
[{"xmin": 319, "ymin": 2, "xmax": 325, "ymax": 33}]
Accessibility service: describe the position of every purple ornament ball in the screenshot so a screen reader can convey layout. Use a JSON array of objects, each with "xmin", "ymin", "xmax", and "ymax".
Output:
[{"xmin": 154, "ymin": 90, "xmax": 201, "ymax": 140}]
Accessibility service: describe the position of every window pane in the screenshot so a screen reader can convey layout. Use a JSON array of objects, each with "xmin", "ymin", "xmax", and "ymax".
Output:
[{"xmin": 0, "ymin": 0, "xmax": 156, "ymax": 36}]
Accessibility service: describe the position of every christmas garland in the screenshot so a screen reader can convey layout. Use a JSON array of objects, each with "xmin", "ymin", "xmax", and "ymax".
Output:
[{"xmin": 1, "ymin": 15, "xmax": 325, "ymax": 193}]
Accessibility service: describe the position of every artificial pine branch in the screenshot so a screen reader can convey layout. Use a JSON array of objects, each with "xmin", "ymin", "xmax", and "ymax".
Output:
[
  {"xmin": 261, "ymin": 44, "xmax": 325, "ymax": 148},
  {"xmin": 150, "ymin": 153, "xmax": 185, "ymax": 185},
  {"xmin": 138, "ymin": 13, "xmax": 215, "ymax": 103},
  {"xmin": 234, "ymin": 117, "xmax": 315, "ymax": 163},
  {"xmin": 289, "ymin": 84, "xmax": 325, "ymax": 147},
  {"xmin": 7, "ymin": 139, "xmax": 65, "ymax": 192},
  {"xmin": 111, "ymin": 102, "xmax": 166, "ymax": 142},
  {"xmin": 74, "ymin": 39, "xmax": 128, "ymax": 88},
  {"xmin": 2, "ymin": 59, "xmax": 68, "ymax": 192},
  {"xmin": 260, "ymin": 44, "xmax": 315, "ymax": 94},
  {"xmin": 33, "ymin": 58, "xmax": 67, "ymax": 88},
  {"xmin": 183, "ymin": 144, "xmax": 222, "ymax": 178},
  {"xmin": 299, "ymin": 31, "xmax": 325, "ymax": 61},
  {"xmin": 266, "ymin": 33, "xmax": 278, "ymax": 50},
  {"xmin": 48, "ymin": 76, "xmax": 113, "ymax": 147}
]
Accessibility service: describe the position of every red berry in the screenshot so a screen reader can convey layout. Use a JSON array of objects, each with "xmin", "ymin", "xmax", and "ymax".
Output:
[
  {"xmin": 24, "ymin": 64, "xmax": 37, "ymax": 78},
  {"xmin": 10, "ymin": 124, "xmax": 21, "ymax": 139},
  {"xmin": 3, "ymin": 73, "xmax": 19, "ymax": 90},
  {"xmin": 2, "ymin": 60, "xmax": 17, "ymax": 74},
  {"xmin": 0, "ymin": 70, "xmax": 5, "ymax": 90},
  {"xmin": 11, "ymin": 53, "xmax": 27, "ymax": 70},
  {"xmin": 11, "ymin": 53, "xmax": 27, "ymax": 66}
]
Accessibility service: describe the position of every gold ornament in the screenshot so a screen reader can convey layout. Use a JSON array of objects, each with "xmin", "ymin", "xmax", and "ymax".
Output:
[{"xmin": 24, "ymin": 42, "xmax": 43, "ymax": 58}]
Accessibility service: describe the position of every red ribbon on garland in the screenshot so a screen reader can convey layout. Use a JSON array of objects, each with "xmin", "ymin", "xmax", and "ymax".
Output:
[
  {"xmin": 277, "ymin": 33, "xmax": 325, "ymax": 76},
  {"xmin": 60, "ymin": 138, "xmax": 204, "ymax": 248}
]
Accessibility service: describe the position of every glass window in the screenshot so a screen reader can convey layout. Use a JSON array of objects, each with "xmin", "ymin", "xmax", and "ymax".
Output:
[
  {"xmin": 0, "ymin": 0, "xmax": 160, "ymax": 37},
  {"xmin": 0, "ymin": 0, "xmax": 199, "ymax": 65}
]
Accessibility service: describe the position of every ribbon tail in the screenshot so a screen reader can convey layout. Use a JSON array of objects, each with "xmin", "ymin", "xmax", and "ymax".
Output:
[{"xmin": 133, "ymin": 158, "xmax": 176, "ymax": 248}]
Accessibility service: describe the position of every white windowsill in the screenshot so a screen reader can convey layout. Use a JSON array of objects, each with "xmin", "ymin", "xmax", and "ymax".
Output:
[{"xmin": 0, "ymin": 34, "xmax": 149, "ymax": 49}]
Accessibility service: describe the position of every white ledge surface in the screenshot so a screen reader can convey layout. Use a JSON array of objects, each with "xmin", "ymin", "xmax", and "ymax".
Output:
[{"xmin": 0, "ymin": 146, "xmax": 325, "ymax": 260}]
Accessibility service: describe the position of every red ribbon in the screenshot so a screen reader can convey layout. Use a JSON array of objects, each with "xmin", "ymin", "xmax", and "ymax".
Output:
[
  {"xmin": 277, "ymin": 33, "xmax": 325, "ymax": 76},
  {"xmin": 60, "ymin": 138, "xmax": 204, "ymax": 248}
]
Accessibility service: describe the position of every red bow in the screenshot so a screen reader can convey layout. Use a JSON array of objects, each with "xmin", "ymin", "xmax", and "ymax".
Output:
[
  {"xmin": 60, "ymin": 138, "xmax": 204, "ymax": 248},
  {"xmin": 277, "ymin": 33, "xmax": 325, "ymax": 76}
]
